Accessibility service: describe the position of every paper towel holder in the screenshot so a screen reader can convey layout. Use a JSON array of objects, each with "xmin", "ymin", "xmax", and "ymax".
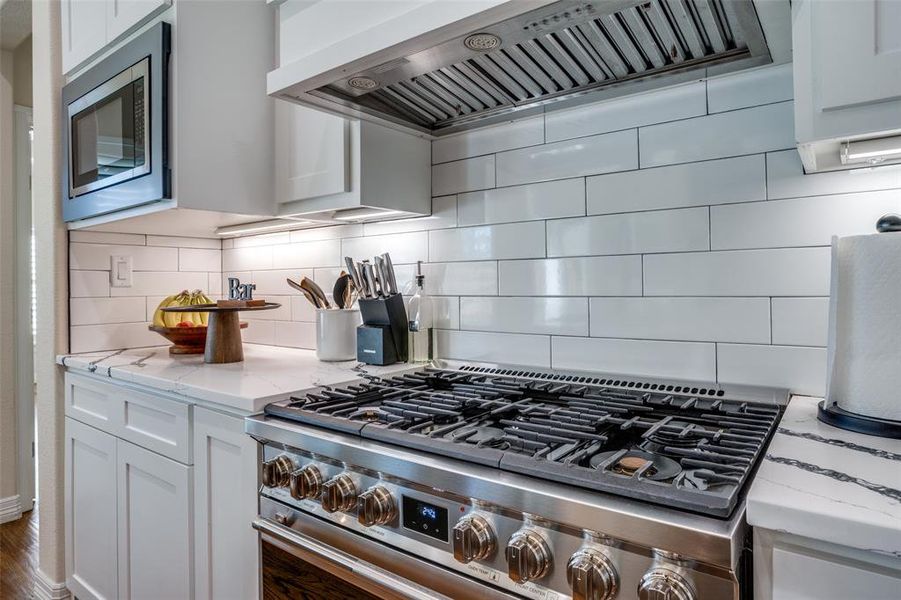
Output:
[{"xmin": 817, "ymin": 217, "xmax": 901, "ymax": 439}]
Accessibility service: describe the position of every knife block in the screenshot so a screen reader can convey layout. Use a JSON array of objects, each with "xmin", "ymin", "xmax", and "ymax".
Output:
[{"xmin": 356, "ymin": 294, "xmax": 408, "ymax": 365}]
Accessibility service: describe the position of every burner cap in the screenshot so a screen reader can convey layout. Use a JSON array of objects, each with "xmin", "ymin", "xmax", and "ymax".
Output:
[{"xmin": 591, "ymin": 450, "xmax": 682, "ymax": 481}]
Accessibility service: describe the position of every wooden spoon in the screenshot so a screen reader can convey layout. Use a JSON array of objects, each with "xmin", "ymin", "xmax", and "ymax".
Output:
[{"xmin": 287, "ymin": 278, "xmax": 322, "ymax": 308}]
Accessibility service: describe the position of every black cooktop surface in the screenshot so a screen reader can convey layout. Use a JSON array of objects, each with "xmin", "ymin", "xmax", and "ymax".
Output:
[{"xmin": 264, "ymin": 367, "xmax": 783, "ymax": 518}]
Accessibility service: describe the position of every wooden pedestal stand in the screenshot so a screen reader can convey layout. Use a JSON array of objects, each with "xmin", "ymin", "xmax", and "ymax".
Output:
[{"xmin": 160, "ymin": 302, "xmax": 281, "ymax": 364}]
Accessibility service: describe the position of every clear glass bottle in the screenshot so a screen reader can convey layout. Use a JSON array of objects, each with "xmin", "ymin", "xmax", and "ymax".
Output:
[{"xmin": 407, "ymin": 261, "xmax": 433, "ymax": 362}]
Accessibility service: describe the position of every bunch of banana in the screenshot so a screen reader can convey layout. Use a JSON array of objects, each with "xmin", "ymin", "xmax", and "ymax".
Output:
[{"xmin": 152, "ymin": 290, "xmax": 214, "ymax": 328}]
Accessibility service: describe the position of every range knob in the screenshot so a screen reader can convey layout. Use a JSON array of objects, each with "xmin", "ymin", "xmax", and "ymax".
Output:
[
  {"xmin": 452, "ymin": 515, "xmax": 496, "ymax": 564},
  {"xmin": 261, "ymin": 455, "xmax": 294, "ymax": 488},
  {"xmin": 567, "ymin": 548, "xmax": 618, "ymax": 600},
  {"xmin": 320, "ymin": 473, "xmax": 357, "ymax": 513},
  {"xmin": 505, "ymin": 530, "xmax": 551, "ymax": 584},
  {"xmin": 637, "ymin": 568, "xmax": 696, "ymax": 600},
  {"xmin": 357, "ymin": 486, "xmax": 396, "ymax": 526},
  {"xmin": 289, "ymin": 465, "xmax": 322, "ymax": 500}
]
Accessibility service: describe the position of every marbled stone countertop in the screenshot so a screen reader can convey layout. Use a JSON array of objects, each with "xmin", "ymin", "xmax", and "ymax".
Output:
[
  {"xmin": 747, "ymin": 395, "xmax": 901, "ymax": 558},
  {"xmin": 57, "ymin": 345, "xmax": 414, "ymax": 414}
]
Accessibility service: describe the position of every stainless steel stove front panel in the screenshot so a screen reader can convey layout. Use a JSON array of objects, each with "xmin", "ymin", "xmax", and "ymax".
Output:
[{"xmin": 257, "ymin": 441, "xmax": 741, "ymax": 599}]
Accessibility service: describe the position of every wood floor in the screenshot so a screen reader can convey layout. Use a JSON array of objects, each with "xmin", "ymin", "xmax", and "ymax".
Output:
[{"xmin": 1, "ymin": 508, "xmax": 38, "ymax": 600}]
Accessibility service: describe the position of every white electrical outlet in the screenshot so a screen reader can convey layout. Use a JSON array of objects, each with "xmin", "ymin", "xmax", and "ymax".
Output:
[{"xmin": 110, "ymin": 255, "xmax": 133, "ymax": 288}]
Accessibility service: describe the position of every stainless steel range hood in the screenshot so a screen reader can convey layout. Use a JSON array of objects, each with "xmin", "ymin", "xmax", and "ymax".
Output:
[{"xmin": 270, "ymin": 0, "xmax": 775, "ymax": 137}]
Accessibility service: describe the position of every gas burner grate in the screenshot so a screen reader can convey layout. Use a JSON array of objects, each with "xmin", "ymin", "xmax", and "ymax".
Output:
[{"xmin": 265, "ymin": 368, "xmax": 781, "ymax": 517}]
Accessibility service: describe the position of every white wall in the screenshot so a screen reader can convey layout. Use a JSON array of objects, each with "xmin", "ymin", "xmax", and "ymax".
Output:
[{"xmin": 71, "ymin": 64, "xmax": 901, "ymax": 397}]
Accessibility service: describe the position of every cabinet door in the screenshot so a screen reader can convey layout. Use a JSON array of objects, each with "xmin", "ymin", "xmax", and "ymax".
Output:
[
  {"xmin": 813, "ymin": 1, "xmax": 901, "ymax": 113},
  {"xmin": 275, "ymin": 101, "xmax": 350, "ymax": 203},
  {"xmin": 772, "ymin": 546, "xmax": 901, "ymax": 599},
  {"xmin": 117, "ymin": 439, "xmax": 193, "ymax": 600},
  {"xmin": 65, "ymin": 418, "xmax": 119, "ymax": 600},
  {"xmin": 193, "ymin": 407, "xmax": 259, "ymax": 600},
  {"xmin": 106, "ymin": 0, "xmax": 171, "ymax": 42},
  {"xmin": 61, "ymin": 0, "xmax": 107, "ymax": 74}
]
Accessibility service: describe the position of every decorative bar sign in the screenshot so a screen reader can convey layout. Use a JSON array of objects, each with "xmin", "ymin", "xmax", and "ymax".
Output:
[{"xmin": 227, "ymin": 277, "xmax": 257, "ymax": 301}]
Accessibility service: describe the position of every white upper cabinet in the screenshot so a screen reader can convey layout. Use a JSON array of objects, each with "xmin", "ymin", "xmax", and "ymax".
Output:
[
  {"xmin": 275, "ymin": 102, "xmax": 350, "ymax": 204},
  {"xmin": 793, "ymin": 0, "xmax": 901, "ymax": 172},
  {"xmin": 106, "ymin": 0, "xmax": 171, "ymax": 42},
  {"xmin": 61, "ymin": 0, "xmax": 107, "ymax": 74},
  {"xmin": 62, "ymin": 0, "xmax": 171, "ymax": 74}
]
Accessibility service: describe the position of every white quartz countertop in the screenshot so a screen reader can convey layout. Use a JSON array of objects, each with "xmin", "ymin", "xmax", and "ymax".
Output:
[
  {"xmin": 57, "ymin": 345, "xmax": 414, "ymax": 413},
  {"xmin": 747, "ymin": 395, "xmax": 901, "ymax": 558}
]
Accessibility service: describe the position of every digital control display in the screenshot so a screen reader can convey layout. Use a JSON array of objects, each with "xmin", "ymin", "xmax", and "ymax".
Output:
[{"xmin": 402, "ymin": 495, "xmax": 448, "ymax": 542}]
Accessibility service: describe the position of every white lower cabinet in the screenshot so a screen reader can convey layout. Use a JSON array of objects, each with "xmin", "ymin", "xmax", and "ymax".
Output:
[
  {"xmin": 193, "ymin": 406, "xmax": 259, "ymax": 600},
  {"xmin": 64, "ymin": 374, "xmax": 260, "ymax": 600},
  {"xmin": 117, "ymin": 439, "xmax": 193, "ymax": 600},
  {"xmin": 65, "ymin": 418, "xmax": 119, "ymax": 600}
]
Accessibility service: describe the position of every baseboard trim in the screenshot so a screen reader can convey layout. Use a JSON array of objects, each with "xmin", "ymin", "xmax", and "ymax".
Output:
[
  {"xmin": 33, "ymin": 569, "xmax": 71, "ymax": 600},
  {"xmin": 0, "ymin": 494, "xmax": 22, "ymax": 524}
]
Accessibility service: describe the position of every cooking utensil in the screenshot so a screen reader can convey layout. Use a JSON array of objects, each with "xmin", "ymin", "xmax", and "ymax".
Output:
[
  {"xmin": 361, "ymin": 261, "xmax": 377, "ymax": 298},
  {"xmin": 374, "ymin": 255, "xmax": 390, "ymax": 296},
  {"xmin": 381, "ymin": 253, "xmax": 398, "ymax": 295},
  {"xmin": 287, "ymin": 278, "xmax": 322, "ymax": 308},
  {"xmin": 301, "ymin": 276, "xmax": 331, "ymax": 309},
  {"xmin": 333, "ymin": 272, "xmax": 351, "ymax": 309}
]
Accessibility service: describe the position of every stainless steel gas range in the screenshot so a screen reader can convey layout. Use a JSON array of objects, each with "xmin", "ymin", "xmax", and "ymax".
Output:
[{"xmin": 247, "ymin": 361, "xmax": 786, "ymax": 600}]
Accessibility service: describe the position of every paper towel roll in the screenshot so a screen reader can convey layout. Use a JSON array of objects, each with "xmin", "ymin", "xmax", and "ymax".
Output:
[{"xmin": 826, "ymin": 232, "xmax": 901, "ymax": 421}]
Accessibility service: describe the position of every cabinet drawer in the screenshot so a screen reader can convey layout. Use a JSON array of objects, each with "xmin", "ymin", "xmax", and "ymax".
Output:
[{"xmin": 65, "ymin": 373, "xmax": 192, "ymax": 464}]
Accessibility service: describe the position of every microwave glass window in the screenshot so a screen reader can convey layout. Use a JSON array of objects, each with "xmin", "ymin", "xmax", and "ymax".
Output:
[{"xmin": 70, "ymin": 77, "xmax": 145, "ymax": 193}]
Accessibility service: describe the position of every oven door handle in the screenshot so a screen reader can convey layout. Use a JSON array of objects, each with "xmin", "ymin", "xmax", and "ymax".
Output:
[{"xmin": 253, "ymin": 518, "xmax": 451, "ymax": 600}]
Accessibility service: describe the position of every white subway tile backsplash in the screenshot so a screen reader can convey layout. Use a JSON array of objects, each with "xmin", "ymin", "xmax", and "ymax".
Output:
[
  {"xmin": 70, "ymin": 270, "xmax": 110, "ymax": 298},
  {"xmin": 291, "ymin": 296, "xmax": 318, "ymax": 323},
  {"xmin": 432, "ymin": 156, "xmax": 495, "ymax": 195},
  {"xmin": 706, "ymin": 64, "xmax": 793, "ymax": 113},
  {"xmin": 362, "ymin": 196, "xmax": 457, "ymax": 236},
  {"xmin": 590, "ymin": 297, "xmax": 770, "ymax": 343},
  {"xmin": 429, "ymin": 222, "xmax": 545, "ymax": 262},
  {"xmin": 496, "ymin": 129, "xmax": 637, "ymax": 187},
  {"xmin": 109, "ymin": 271, "xmax": 209, "ymax": 297},
  {"xmin": 71, "ymin": 297, "xmax": 147, "ymax": 326},
  {"xmin": 274, "ymin": 321, "xmax": 317, "ymax": 349},
  {"xmin": 222, "ymin": 246, "xmax": 273, "ymax": 271},
  {"xmin": 70, "ymin": 231, "xmax": 145, "ymax": 245},
  {"xmin": 233, "ymin": 232, "xmax": 290, "ymax": 248},
  {"xmin": 717, "ymin": 344, "xmax": 827, "ymax": 396},
  {"xmin": 436, "ymin": 330, "xmax": 551, "ymax": 367},
  {"xmin": 424, "ymin": 262, "xmax": 498, "ymax": 296},
  {"xmin": 551, "ymin": 337, "xmax": 717, "ymax": 381},
  {"xmin": 250, "ymin": 269, "xmax": 314, "ymax": 296},
  {"xmin": 178, "ymin": 248, "xmax": 222, "ymax": 272},
  {"xmin": 208, "ymin": 273, "xmax": 222, "ymax": 297},
  {"xmin": 639, "ymin": 101, "xmax": 794, "ymax": 167},
  {"xmin": 766, "ymin": 150, "xmax": 901, "ymax": 200},
  {"xmin": 461, "ymin": 297, "xmax": 588, "ymax": 336},
  {"xmin": 499, "ymin": 256, "xmax": 642, "ymax": 296},
  {"xmin": 147, "ymin": 235, "xmax": 221, "ymax": 249},
  {"xmin": 545, "ymin": 82, "xmax": 706, "ymax": 143},
  {"xmin": 710, "ymin": 190, "xmax": 901, "ymax": 250},
  {"xmin": 457, "ymin": 178, "xmax": 584, "ymax": 226},
  {"xmin": 342, "ymin": 232, "xmax": 429, "ymax": 265},
  {"xmin": 771, "ymin": 298, "xmax": 829, "ymax": 347},
  {"xmin": 432, "ymin": 116, "xmax": 544, "ymax": 163},
  {"xmin": 431, "ymin": 297, "xmax": 460, "ymax": 330},
  {"xmin": 547, "ymin": 208, "xmax": 709, "ymax": 257},
  {"xmin": 272, "ymin": 239, "xmax": 342, "ymax": 269},
  {"xmin": 70, "ymin": 323, "xmax": 163, "ymax": 353},
  {"xmin": 587, "ymin": 155, "xmax": 765, "ymax": 214},
  {"xmin": 644, "ymin": 248, "xmax": 831, "ymax": 297},
  {"xmin": 242, "ymin": 321, "xmax": 276, "ymax": 346},
  {"xmin": 70, "ymin": 243, "xmax": 178, "ymax": 271}
]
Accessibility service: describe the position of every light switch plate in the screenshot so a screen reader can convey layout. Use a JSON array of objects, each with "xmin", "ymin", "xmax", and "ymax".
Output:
[{"xmin": 110, "ymin": 255, "xmax": 133, "ymax": 288}]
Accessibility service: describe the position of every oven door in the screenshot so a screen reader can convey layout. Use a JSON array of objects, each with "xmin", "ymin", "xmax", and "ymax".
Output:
[{"xmin": 254, "ymin": 498, "xmax": 519, "ymax": 600}]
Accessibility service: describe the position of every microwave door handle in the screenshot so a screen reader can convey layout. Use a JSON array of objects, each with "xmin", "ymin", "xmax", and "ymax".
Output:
[{"xmin": 253, "ymin": 519, "xmax": 450, "ymax": 600}]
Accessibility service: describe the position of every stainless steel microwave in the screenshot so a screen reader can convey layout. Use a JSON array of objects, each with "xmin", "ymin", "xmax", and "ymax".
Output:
[{"xmin": 62, "ymin": 22, "xmax": 170, "ymax": 222}]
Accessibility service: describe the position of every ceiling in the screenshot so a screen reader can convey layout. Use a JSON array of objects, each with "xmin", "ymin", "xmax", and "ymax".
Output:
[{"xmin": 0, "ymin": 0, "xmax": 32, "ymax": 51}]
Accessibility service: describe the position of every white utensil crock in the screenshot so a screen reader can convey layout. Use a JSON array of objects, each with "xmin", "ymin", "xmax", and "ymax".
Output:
[{"xmin": 315, "ymin": 308, "xmax": 361, "ymax": 361}]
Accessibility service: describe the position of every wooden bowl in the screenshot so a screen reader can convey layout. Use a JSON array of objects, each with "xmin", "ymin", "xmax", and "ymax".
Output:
[{"xmin": 149, "ymin": 323, "xmax": 248, "ymax": 355}]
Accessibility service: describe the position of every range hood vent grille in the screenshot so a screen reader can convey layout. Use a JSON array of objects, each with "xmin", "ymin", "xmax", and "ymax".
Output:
[{"xmin": 298, "ymin": 0, "xmax": 771, "ymax": 136}]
